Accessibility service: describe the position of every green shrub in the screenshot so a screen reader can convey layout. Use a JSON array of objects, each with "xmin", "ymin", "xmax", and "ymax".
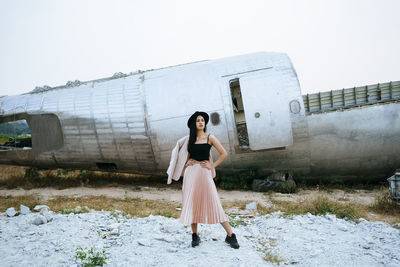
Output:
[
  {"xmin": 75, "ymin": 247, "xmax": 108, "ymax": 267},
  {"xmin": 216, "ymin": 169, "xmax": 257, "ymax": 190},
  {"xmin": 24, "ymin": 168, "xmax": 40, "ymax": 183},
  {"xmin": 274, "ymin": 180, "xmax": 297, "ymax": 193},
  {"xmin": 228, "ymin": 215, "xmax": 247, "ymax": 227}
]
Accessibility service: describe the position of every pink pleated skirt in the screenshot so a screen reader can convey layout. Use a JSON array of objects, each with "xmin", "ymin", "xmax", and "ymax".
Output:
[{"xmin": 178, "ymin": 162, "xmax": 229, "ymax": 225}]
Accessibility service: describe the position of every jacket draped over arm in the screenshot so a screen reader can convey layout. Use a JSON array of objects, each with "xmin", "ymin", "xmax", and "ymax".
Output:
[{"xmin": 166, "ymin": 135, "xmax": 216, "ymax": 184}]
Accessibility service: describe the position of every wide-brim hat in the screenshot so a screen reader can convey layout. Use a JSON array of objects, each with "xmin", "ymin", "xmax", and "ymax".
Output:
[{"xmin": 187, "ymin": 111, "xmax": 209, "ymax": 128}]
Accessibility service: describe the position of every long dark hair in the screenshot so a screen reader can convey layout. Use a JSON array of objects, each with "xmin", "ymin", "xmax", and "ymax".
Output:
[{"xmin": 187, "ymin": 115, "xmax": 207, "ymax": 154}]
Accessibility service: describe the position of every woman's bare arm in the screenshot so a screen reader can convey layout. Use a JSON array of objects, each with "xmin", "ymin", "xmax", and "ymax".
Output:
[
  {"xmin": 183, "ymin": 152, "xmax": 193, "ymax": 171},
  {"xmin": 185, "ymin": 152, "xmax": 191, "ymax": 164},
  {"xmin": 209, "ymin": 134, "xmax": 228, "ymax": 168}
]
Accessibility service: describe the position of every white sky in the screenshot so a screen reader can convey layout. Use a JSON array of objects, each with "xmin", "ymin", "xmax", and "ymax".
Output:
[{"xmin": 0, "ymin": 0, "xmax": 399, "ymax": 96}]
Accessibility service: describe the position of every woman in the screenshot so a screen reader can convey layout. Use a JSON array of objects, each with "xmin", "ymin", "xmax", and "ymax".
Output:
[{"xmin": 179, "ymin": 111, "xmax": 240, "ymax": 249}]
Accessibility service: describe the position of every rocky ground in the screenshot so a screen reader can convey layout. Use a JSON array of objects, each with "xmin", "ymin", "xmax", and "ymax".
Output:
[
  {"xmin": 1, "ymin": 176, "xmax": 399, "ymax": 266},
  {"xmin": 1, "ymin": 203, "xmax": 400, "ymax": 266}
]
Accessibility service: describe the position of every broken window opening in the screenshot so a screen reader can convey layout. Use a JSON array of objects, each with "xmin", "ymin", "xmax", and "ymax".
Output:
[
  {"xmin": 0, "ymin": 113, "xmax": 63, "ymax": 159},
  {"xmin": 0, "ymin": 119, "xmax": 32, "ymax": 151},
  {"xmin": 229, "ymin": 79, "xmax": 250, "ymax": 148}
]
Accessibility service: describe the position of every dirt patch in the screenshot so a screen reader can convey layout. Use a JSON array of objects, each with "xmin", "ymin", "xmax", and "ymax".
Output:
[
  {"xmin": 0, "ymin": 186, "xmax": 270, "ymax": 204},
  {"xmin": 1, "ymin": 185, "xmax": 398, "ymax": 224}
]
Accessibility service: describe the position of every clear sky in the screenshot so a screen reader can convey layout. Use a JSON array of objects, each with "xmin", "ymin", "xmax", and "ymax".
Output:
[{"xmin": 0, "ymin": 0, "xmax": 399, "ymax": 96}]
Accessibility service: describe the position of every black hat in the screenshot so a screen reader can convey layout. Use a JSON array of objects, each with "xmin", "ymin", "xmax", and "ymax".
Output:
[{"xmin": 187, "ymin": 111, "xmax": 209, "ymax": 128}]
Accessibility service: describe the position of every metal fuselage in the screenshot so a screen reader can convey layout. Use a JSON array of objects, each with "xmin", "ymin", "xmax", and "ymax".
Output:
[{"xmin": 0, "ymin": 52, "xmax": 399, "ymax": 181}]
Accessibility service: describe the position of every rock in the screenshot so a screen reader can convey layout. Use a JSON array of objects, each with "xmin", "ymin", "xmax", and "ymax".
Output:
[
  {"xmin": 40, "ymin": 208, "xmax": 53, "ymax": 222},
  {"xmin": 20, "ymin": 205, "xmax": 31, "ymax": 215},
  {"xmin": 107, "ymin": 223, "xmax": 122, "ymax": 231},
  {"xmin": 166, "ymin": 224, "xmax": 182, "ymax": 234},
  {"xmin": 6, "ymin": 207, "xmax": 18, "ymax": 217},
  {"xmin": 33, "ymin": 205, "xmax": 50, "ymax": 212},
  {"xmin": 154, "ymin": 235, "xmax": 174, "ymax": 243},
  {"xmin": 245, "ymin": 201, "xmax": 257, "ymax": 210},
  {"xmin": 74, "ymin": 206, "xmax": 89, "ymax": 213},
  {"xmin": 114, "ymin": 210, "xmax": 124, "ymax": 216},
  {"xmin": 252, "ymin": 172, "xmax": 296, "ymax": 193},
  {"xmin": 39, "ymin": 208, "xmax": 47, "ymax": 215},
  {"xmin": 32, "ymin": 215, "xmax": 47, "ymax": 225},
  {"xmin": 110, "ymin": 228, "xmax": 120, "ymax": 235},
  {"xmin": 392, "ymin": 223, "xmax": 400, "ymax": 229},
  {"xmin": 338, "ymin": 225, "xmax": 348, "ymax": 232},
  {"xmin": 104, "ymin": 223, "xmax": 121, "ymax": 236},
  {"xmin": 137, "ymin": 239, "xmax": 152, "ymax": 246}
]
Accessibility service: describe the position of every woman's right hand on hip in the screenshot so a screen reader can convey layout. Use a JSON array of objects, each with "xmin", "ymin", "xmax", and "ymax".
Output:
[{"xmin": 185, "ymin": 159, "xmax": 195, "ymax": 167}]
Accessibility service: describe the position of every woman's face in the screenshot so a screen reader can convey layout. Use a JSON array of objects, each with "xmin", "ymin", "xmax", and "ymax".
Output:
[{"xmin": 196, "ymin": 115, "xmax": 205, "ymax": 130}]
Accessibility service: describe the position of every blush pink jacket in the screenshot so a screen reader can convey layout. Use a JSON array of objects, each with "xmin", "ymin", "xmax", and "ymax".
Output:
[{"xmin": 166, "ymin": 135, "xmax": 216, "ymax": 184}]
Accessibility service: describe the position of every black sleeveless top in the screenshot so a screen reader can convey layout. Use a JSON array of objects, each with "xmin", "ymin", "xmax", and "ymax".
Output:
[{"xmin": 189, "ymin": 134, "xmax": 212, "ymax": 161}]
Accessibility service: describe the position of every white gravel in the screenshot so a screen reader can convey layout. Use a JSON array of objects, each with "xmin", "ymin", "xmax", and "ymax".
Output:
[{"xmin": 0, "ymin": 209, "xmax": 399, "ymax": 266}]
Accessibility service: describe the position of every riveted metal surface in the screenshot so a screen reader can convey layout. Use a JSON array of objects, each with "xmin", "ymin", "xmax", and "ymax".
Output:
[{"xmin": 1, "ymin": 52, "xmax": 399, "ymax": 181}]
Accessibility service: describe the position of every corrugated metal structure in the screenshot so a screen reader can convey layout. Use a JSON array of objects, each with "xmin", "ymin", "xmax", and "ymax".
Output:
[{"xmin": 303, "ymin": 81, "xmax": 400, "ymax": 113}]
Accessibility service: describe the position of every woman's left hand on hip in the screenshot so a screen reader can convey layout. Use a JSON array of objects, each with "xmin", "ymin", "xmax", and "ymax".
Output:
[{"xmin": 200, "ymin": 160, "xmax": 212, "ymax": 170}]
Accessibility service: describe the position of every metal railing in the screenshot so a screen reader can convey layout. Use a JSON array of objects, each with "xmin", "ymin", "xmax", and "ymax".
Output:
[{"xmin": 303, "ymin": 81, "xmax": 400, "ymax": 114}]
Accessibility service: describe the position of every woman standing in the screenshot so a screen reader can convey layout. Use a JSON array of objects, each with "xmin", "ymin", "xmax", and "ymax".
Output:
[{"xmin": 178, "ymin": 111, "xmax": 240, "ymax": 249}]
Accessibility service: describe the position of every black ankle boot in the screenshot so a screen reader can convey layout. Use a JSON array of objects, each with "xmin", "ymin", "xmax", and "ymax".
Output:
[
  {"xmin": 192, "ymin": 233, "xmax": 200, "ymax": 247},
  {"xmin": 225, "ymin": 233, "xmax": 240, "ymax": 249}
]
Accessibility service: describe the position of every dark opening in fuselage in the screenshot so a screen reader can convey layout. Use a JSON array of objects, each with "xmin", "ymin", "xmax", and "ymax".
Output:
[{"xmin": 229, "ymin": 79, "xmax": 250, "ymax": 148}]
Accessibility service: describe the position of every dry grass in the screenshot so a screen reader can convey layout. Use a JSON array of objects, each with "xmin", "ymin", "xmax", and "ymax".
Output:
[
  {"xmin": 0, "ymin": 164, "xmax": 182, "ymax": 190},
  {"xmin": 0, "ymin": 195, "xmax": 42, "ymax": 211},
  {"xmin": 296, "ymin": 179, "xmax": 383, "ymax": 192},
  {"xmin": 256, "ymin": 237, "xmax": 284, "ymax": 264},
  {"xmin": 222, "ymin": 200, "xmax": 248, "ymax": 210},
  {"xmin": 368, "ymin": 186, "xmax": 400, "ymax": 215},
  {"xmin": 261, "ymin": 192, "xmax": 400, "ymax": 224},
  {"xmin": 0, "ymin": 165, "xmax": 26, "ymax": 180},
  {"xmin": 1, "ymin": 192, "xmax": 399, "ymax": 226},
  {"xmin": 0, "ymin": 194, "xmax": 181, "ymax": 218},
  {"xmin": 269, "ymin": 195, "xmax": 359, "ymax": 221},
  {"xmin": 0, "ymin": 195, "xmax": 251, "ymax": 222}
]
